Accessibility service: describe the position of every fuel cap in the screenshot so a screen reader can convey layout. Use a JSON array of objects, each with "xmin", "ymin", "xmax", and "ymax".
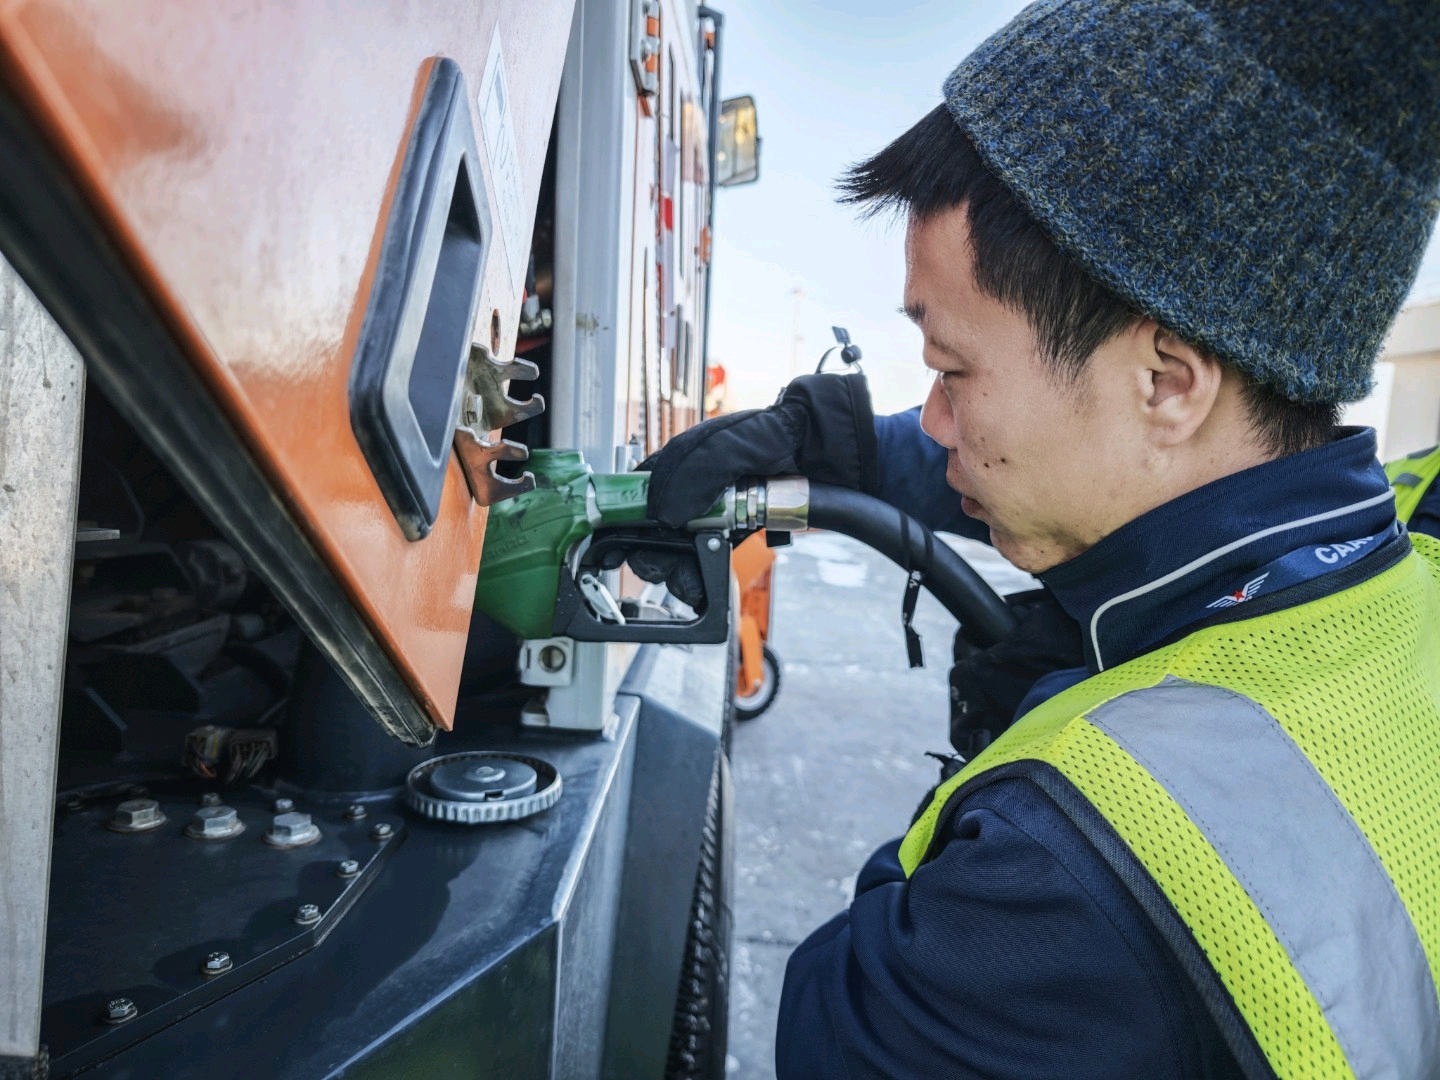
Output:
[{"xmin": 405, "ymin": 752, "xmax": 562, "ymax": 824}]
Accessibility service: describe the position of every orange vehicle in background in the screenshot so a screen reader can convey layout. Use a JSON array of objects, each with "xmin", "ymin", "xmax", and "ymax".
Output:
[
  {"xmin": 706, "ymin": 362, "xmax": 783, "ymax": 719},
  {"xmin": 731, "ymin": 531, "xmax": 782, "ymax": 718}
]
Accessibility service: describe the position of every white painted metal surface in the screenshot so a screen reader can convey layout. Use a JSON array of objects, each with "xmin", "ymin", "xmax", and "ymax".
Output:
[
  {"xmin": 545, "ymin": 0, "xmax": 647, "ymax": 730},
  {"xmin": 542, "ymin": 0, "xmax": 715, "ymax": 731},
  {"xmin": 0, "ymin": 254, "xmax": 84, "ymax": 1059},
  {"xmin": 1364, "ymin": 300, "xmax": 1440, "ymax": 459}
]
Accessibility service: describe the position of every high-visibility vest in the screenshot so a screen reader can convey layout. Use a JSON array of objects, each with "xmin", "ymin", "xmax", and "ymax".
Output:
[
  {"xmin": 903, "ymin": 536, "xmax": 1440, "ymax": 1079},
  {"xmin": 1385, "ymin": 445, "xmax": 1440, "ymax": 525}
]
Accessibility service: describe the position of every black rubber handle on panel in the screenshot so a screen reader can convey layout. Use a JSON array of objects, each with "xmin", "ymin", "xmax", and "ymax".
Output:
[{"xmin": 350, "ymin": 58, "xmax": 493, "ymax": 541}]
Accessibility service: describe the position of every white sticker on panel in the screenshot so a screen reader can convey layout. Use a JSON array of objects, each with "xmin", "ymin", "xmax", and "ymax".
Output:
[{"xmin": 480, "ymin": 27, "xmax": 529, "ymax": 295}]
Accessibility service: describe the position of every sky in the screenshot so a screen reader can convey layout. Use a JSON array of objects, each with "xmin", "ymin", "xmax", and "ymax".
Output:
[{"xmin": 706, "ymin": 0, "xmax": 1440, "ymax": 417}]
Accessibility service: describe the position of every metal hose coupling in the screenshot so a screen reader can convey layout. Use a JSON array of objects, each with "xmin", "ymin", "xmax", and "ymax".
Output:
[{"xmin": 728, "ymin": 475, "xmax": 809, "ymax": 533}]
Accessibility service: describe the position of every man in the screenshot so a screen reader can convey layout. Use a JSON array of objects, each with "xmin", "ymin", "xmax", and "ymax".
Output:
[
  {"xmin": 1389, "ymin": 445, "xmax": 1440, "ymax": 538},
  {"xmin": 641, "ymin": 2, "xmax": 1440, "ymax": 1075}
]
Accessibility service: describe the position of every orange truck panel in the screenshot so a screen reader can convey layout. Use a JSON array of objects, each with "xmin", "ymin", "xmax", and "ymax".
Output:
[{"xmin": 0, "ymin": 0, "xmax": 577, "ymax": 728}]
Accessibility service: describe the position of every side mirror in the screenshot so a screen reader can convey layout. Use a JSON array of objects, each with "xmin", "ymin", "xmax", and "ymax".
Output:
[{"xmin": 716, "ymin": 95, "xmax": 760, "ymax": 187}]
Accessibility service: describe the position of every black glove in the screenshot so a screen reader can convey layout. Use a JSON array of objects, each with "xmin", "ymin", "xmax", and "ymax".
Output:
[
  {"xmin": 949, "ymin": 588, "xmax": 1084, "ymax": 759},
  {"xmin": 642, "ymin": 372, "xmax": 879, "ymax": 527},
  {"xmin": 593, "ymin": 532, "xmax": 711, "ymax": 610}
]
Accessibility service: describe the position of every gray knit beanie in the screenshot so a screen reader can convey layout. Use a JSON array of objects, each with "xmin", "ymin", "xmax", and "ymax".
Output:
[{"xmin": 944, "ymin": 0, "xmax": 1440, "ymax": 403}]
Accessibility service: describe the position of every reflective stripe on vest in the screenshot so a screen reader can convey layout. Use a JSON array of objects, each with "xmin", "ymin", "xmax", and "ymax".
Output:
[
  {"xmin": 903, "ymin": 536, "xmax": 1440, "ymax": 1080},
  {"xmin": 1386, "ymin": 446, "xmax": 1440, "ymax": 525}
]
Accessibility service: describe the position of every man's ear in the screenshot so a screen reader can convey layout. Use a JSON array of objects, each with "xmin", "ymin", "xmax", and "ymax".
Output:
[{"xmin": 1143, "ymin": 325, "xmax": 1223, "ymax": 445}]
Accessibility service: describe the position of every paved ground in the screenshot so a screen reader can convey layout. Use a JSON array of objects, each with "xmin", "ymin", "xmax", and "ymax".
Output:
[{"xmin": 724, "ymin": 530, "xmax": 1034, "ymax": 1078}]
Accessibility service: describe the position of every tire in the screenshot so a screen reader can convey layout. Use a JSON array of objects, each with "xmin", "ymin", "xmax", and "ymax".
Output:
[
  {"xmin": 664, "ymin": 749, "xmax": 735, "ymax": 1080},
  {"xmin": 734, "ymin": 644, "xmax": 781, "ymax": 722}
]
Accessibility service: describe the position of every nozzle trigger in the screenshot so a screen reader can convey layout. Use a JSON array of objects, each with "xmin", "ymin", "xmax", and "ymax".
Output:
[{"xmin": 578, "ymin": 572, "xmax": 627, "ymax": 624}]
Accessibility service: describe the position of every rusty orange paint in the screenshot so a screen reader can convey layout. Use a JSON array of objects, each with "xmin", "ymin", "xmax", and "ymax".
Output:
[{"xmin": 0, "ymin": 0, "xmax": 576, "ymax": 728}]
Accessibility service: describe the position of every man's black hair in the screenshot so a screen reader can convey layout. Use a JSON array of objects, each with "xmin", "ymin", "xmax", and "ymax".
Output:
[{"xmin": 840, "ymin": 105, "xmax": 1338, "ymax": 457}]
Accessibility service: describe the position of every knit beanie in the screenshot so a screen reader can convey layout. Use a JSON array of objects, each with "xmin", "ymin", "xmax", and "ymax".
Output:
[{"xmin": 944, "ymin": 0, "xmax": 1440, "ymax": 403}]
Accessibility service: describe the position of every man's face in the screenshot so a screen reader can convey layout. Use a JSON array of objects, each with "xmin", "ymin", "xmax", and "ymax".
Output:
[{"xmin": 909, "ymin": 206, "xmax": 1150, "ymax": 573}]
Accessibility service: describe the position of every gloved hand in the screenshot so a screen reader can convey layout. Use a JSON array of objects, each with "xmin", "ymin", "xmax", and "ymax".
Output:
[
  {"xmin": 594, "ymin": 532, "xmax": 711, "ymax": 610},
  {"xmin": 949, "ymin": 588, "xmax": 1084, "ymax": 758},
  {"xmin": 620, "ymin": 372, "xmax": 879, "ymax": 604},
  {"xmin": 641, "ymin": 372, "xmax": 880, "ymax": 527}
]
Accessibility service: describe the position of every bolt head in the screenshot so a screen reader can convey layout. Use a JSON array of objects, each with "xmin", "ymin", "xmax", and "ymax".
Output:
[
  {"xmin": 370, "ymin": 822, "xmax": 393, "ymax": 841},
  {"xmin": 187, "ymin": 805, "xmax": 242, "ymax": 840},
  {"xmin": 344, "ymin": 804, "xmax": 367, "ymax": 821},
  {"xmin": 336, "ymin": 859, "xmax": 360, "ymax": 878},
  {"xmin": 200, "ymin": 792, "xmax": 221, "ymax": 807},
  {"xmin": 273, "ymin": 797, "xmax": 294, "ymax": 813},
  {"xmin": 108, "ymin": 798, "xmax": 166, "ymax": 833},
  {"xmin": 294, "ymin": 903, "xmax": 321, "ymax": 925},
  {"xmin": 103, "ymin": 998, "xmax": 137, "ymax": 1023},
  {"xmin": 264, "ymin": 811, "xmax": 320, "ymax": 848},
  {"xmin": 706, "ymin": 535, "xmax": 722, "ymax": 552},
  {"xmin": 201, "ymin": 951, "xmax": 233, "ymax": 975}
]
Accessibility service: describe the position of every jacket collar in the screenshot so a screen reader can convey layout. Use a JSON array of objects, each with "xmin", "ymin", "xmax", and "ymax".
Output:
[{"xmin": 1039, "ymin": 428, "xmax": 1397, "ymax": 672}]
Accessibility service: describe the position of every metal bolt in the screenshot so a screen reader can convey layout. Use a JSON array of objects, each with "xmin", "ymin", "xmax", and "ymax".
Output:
[
  {"xmin": 344, "ymin": 804, "xmax": 367, "ymax": 821},
  {"xmin": 706, "ymin": 535, "xmax": 722, "ymax": 552},
  {"xmin": 539, "ymin": 644, "xmax": 567, "ymax": 673},
  {"xmin": 263, "ymin": 811, "xmax": 321, "ymax": 849},
  {"xmin": 63, "ymin": 796, "xmax": 84, "ymax": 813},
  {"xmin": 336, "ymin": 859, "xmax": 361, "ymax": 879},
  {"xmin": 186, "ymin": 805, "xmax": 244, "ymax": 841},
  {"xmin": 294, "ymin": 903, "xmax": 321, "ymax": 926},
  {"xmin": 102, "ymin": 998, "xmax": 138, "ymax": 1024},
  {"xmin": 107, "ymin": 798, "xmax": 167, "ymax": 834},
  {"xmin": 272, "ymin": 797, "xmax": 294, "ymax": 813},
  {"xmin": 200, "ymin": 951, "xmax": 233, "ymax": 976},
  {"xmin": 200, "ymin": 792, "xmax": 221, "ymax": 807},
  {"xmin": 370, "ymin": 822, "xmax": 393, "ymax": 841}
]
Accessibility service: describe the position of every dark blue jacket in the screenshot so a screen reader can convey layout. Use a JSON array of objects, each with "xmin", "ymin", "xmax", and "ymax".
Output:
[{"xmin": 777, "ymin": 411, "xmax": 1405, "ymax": 1079}]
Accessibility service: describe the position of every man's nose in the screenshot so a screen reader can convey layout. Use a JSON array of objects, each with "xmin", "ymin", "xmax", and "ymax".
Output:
[{"xmin": 920, "ymin": 375, "xmax": 955, "ymax": 449}]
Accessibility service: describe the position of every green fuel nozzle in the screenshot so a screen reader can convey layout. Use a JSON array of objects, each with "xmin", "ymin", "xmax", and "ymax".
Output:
[{"xmin": 473, "ymin": 449, "xmax": 808, "ymax": 644}]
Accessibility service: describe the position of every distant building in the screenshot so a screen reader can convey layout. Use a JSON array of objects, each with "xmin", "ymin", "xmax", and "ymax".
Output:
[{"xmin": 1349, "ymin": 300, "xmax": 1440, "ymax": 459}]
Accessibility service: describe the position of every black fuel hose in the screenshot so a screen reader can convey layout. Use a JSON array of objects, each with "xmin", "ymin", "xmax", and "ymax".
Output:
[{"xmin": 804, "ymin": 483, "xmax": 1019, "ymax": 647}]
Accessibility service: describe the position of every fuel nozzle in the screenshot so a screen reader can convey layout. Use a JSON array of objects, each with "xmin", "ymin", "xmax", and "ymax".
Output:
[{"xmin": 472, "ymin": 448, "xmax": 807, "ymax": 645}]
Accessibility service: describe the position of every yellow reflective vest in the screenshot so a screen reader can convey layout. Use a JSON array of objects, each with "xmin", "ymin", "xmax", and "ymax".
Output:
[
  {"xmin": 904, "ymin": 535, "xmax": 1440, "ymax": 1078},
  {"xmin": 1385, "ymin": 445, "xmax": 1440, "ymax": 526}
]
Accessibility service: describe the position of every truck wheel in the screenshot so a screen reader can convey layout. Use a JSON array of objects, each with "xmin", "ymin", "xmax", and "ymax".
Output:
[
  {"xmin": 734, "ymin": 645, "xmax": 781, "ymax": 721},
  {"xmin": 664, "ymin": 749, "xmax": 734, "ymax": 1080}
]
